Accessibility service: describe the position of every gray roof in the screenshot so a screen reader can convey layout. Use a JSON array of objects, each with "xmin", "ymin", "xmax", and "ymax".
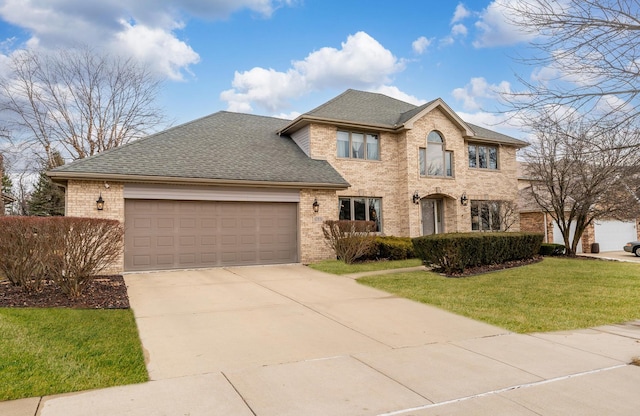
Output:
[
  {"xmin": 306, "ymin": 89, "xmax": 417, "ymax": 127},
  {"xmin": 466, "ymin": 123, "xmax": 528, "ymax": 147},
  {"xmin": 287, "ymin": 89, "xmax": 528, "ymax": 147},
  {"xmin": 50, "ymin": 111, "xmax": 349, "ymax": 188}
]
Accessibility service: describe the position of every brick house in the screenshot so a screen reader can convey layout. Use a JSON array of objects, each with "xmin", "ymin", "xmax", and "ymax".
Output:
[{"xmin": 49, "ymin": 89, "xmax": 528, "ymax": 273}]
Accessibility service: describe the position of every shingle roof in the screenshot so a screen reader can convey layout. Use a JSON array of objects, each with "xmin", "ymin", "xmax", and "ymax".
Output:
[
  {"xmin": 305, "ymin": 89, "xmax": 417, "ymax": 127},
  {"xmin": 49, "ymin": 111, "xmax": 349, "ymax": 188},
  {"xmin": 466, "ymin": 123, "xmax": 528, "ymax": 147},
  {"xmin": 285, "ymin": 89, "xmax": 528, "ymax": 147}
]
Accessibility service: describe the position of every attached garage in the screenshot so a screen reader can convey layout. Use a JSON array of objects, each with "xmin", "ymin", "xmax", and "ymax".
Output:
[
  {"xmin": 47, "ymin": 111, "xmax": 350, "ymax": 273},
  {"xmin": 593, "ymin": 220, "xmax": 637, "ymax": 252},
  {"xmin": 123, "ymin": 185, "xmax": 299, "ymax": 271}
]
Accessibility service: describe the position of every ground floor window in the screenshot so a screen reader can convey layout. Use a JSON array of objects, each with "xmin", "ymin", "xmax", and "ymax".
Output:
[
  {"xmin": 339, "ymin": 197, "xmax": 381, "ymax": 232},
  {"xmin": 471, "ymin": 200, "xmax": 502, "ymax": 231}
]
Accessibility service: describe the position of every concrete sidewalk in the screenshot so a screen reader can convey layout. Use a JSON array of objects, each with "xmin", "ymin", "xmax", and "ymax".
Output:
[{"xmin": 4, "ymin": 264, "xmax": 640, "ymax": 416}]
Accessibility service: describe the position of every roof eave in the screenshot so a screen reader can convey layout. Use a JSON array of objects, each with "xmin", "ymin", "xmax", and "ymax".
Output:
[
  {"xmin": 47, "ymin": 171, "xmax": 350, "ymax": 190},
  {"xmin": 278, "ymin": 115, "xmax": 399, "ymax": 135},
  {"xmin": 465, "ymin": 136, "xmax": 529, "ymax": 148},
  {"xmin": 401, "ymin": 99, "xmax": 475, "ymax": 136}
]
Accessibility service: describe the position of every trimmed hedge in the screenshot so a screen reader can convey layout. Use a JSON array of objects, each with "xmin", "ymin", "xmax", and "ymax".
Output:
[
  {"xmin": 361, "ymin": 236, "xmax": 416, "ymax": 261},
  {"xmin": 375, "ymin": 236, "xmax": 416, "ymax": 260},
  {"xmin": 412, "ymin": 232, "xmax": 543, "ymax": 275},
  {"xmin": 539, "ymin": 243, "xmax": 566, "ymax": 256}
]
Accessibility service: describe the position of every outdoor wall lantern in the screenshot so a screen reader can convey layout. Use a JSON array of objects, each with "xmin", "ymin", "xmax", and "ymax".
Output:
[
  {"xmin": 460, "ymin": 192, "xmax": 468, "ymax": 206},
  {"xmin": 412, "ymin": 191, "xmax": 420, "ymax": 204},
  {"xmin": 96, "ymin": 194, "xmax": 105, "ymax": 211},
  {"xmin": 312, "ymin": 198, "xmax": 320, "ymax": 213}
]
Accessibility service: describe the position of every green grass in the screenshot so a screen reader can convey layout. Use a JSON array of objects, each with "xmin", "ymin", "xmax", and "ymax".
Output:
[
  {"xmin": 308, "ymin": 258, "xmax": 422, "ymax": 275},
  {"xmin": 357, "ymin": 257, "xmax": 640, "ymax": 334},
  {"xmin": 0, "ymin": 308, "xmax": 148, "ymax": 401}
]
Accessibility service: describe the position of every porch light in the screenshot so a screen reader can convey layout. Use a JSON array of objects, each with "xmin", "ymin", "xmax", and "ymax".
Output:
[
  {"xmin": 460, "ymin": 192, "xmax": 468, "ymax": 206},
  {"xmin": 96, "ymin": 194, "xmax": 105, "ymax": 211},
  {"xmin": 412, "ymin": 191, "xmax": 420, "ymax": 204},
  {"xmin": 312, "ymin": 198, "xmax": 320, "ymax": 213}
]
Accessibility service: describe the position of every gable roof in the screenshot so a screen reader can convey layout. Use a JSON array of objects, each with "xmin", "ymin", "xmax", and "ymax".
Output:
[
  {"xmin": 49, "ymin": 111, "xmax": 349, "ymax": 189},
  {"xmin": 280, "ymin": 89, "xmax": 528, "ymax": 148}
]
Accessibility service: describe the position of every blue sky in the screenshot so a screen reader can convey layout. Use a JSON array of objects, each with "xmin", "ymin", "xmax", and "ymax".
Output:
[{"xmin": 0, "ymin": 0, "xmax": 538, "ymax": 138}]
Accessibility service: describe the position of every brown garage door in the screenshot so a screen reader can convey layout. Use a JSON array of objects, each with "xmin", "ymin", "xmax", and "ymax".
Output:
[{"xmin": 124, "ymin": 200, "xmax": 298, "ymax": 271}]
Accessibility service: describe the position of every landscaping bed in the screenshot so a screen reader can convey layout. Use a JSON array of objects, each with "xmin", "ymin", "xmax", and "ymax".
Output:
[
  {"xmin": 441, "ymin": 256, "xmax": 543, "ymax": 277},
  {"xmin": 0, "ymin": 275, "xmax": 129, "ymax": 309}
]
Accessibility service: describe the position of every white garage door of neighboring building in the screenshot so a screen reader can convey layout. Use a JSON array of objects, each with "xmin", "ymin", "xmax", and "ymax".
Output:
[
  {"xmin": 553, "ymin": 221, "xmax": 583, "ymax": 253},
  {"xmin": 594, "ymin": 220, "xmax": 637, "ymax": 252},
  {"xmin": 124, "ymin": 199, "xmax": 298, "ymax": 271}
]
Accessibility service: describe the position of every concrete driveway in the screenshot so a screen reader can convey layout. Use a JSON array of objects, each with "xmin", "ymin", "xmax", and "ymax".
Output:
[
  {"xmin": 7, "ymin": 264, "xmax": 640, "ymax": 416},
  {"xmin": 582, "ymin": 250, "xmax": 640, "ymax": 262}
]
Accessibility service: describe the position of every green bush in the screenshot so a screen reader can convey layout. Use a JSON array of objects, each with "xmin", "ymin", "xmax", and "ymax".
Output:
[
  {"xmin": 539, "ymin": 243, "xmax": 566, "ymax": 256},
  {"xmin": 412, "ymin": 232, "xmax": 543, "ymax": 275},
  {"xmin": 373, "ymin": 236, "xmax": 416, "ymax": 260}
]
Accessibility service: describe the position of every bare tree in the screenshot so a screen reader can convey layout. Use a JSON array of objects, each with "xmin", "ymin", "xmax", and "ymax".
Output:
[
  {"xmin": 524, "ymin": 111, "xmax": 640, "ymax": 255},
  {"xmin": 0, "ymin": 46, "xmax": 165, "ymax": 164},
  {"xmin": 500, "ymin": 0, "xmax": 640, "ymax": 124},
  {"xmin": 499, "ymin": 200, "xmax": 519, "ymax": 232},
  {"xmin": 0, "ymin": 152, "xmax": 5, "ymax": 215}
]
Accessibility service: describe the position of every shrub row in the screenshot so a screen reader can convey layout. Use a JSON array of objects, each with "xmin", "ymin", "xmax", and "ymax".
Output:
[
  {"xmin": 412, "ymin": 232, "xmax": 543, "ymax": 275},
  {"xmin": 539, "ymin": 243, "xmax": 566, "ymax": 256},
  {"xmin": 364, "ymin": 236, "xmax": 416, "ymax": 261},
  {"xmin": 0, "ymin": 216, "xmax": 124, "ymax": 297}
]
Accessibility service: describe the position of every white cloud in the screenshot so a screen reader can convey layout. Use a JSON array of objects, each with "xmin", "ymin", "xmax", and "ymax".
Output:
[
  {"xmin": 452, "ymin": 77, "xmax": 511, "ymax": 111},
  {"xmin": 439, "ymin": 36, "xmax": 455, "ymax": 48},
  {"xmin": 221, "ymin": 31, "xmax": 412, "ymax": 113},
  {"xmin": 112, "ymin": 20, "xmax": 200, "ymax": 81},
  {"xmin": 530, "ymin": 65, "xmax": 562, "ymax": 84},
  {"xmin": 370, "ymin": 86, "xmax": 427, "ymax": 106},
  {"xmin": 451, "ymin": 24, "xmax": 468, "ymax": 37},
  {"xmin": 220, "ymin": 67, "xmax": 306, "ymax": 112},
  {"xmin": 273, "ymin": 111, "xmax": 302, "ymax": 120},
  {"xmin": 473, "ymin": 0, "xmax": 537, "ymax": 48},
  {"xmin": 412, "ymin": 36, "xmax": 432, "ymax": 55},
  {"xmin": 451, "ymin": 3, "xmax": 471, "ymax": 23},
  {"xmin": 0, "ymin": 0, "xmax": 294, "ymax": 80},
  {"xmin": 440, "ymin": 4, "xmax": 471, "ymax": 47},
  {"xmin": 457, "ymin": 109, "xmax": 529, "ymax": 141}
]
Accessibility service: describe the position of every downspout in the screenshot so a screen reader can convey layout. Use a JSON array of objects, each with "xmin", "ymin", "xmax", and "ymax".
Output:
[{"xmin": 543, "ymin": 212, "xmax": 549, "ymax": 243}]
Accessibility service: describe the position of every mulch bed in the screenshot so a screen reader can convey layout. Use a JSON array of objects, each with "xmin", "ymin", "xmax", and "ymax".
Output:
[
  {"xmin": 440, "ymin": 256, "xmax": 544, "ymax": 277},
  {"xmin": 0, "ymin": 276, "xmax": 130, "ymax": 309}
]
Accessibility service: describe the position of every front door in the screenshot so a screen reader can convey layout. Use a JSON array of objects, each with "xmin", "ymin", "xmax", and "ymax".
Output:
[{"xmin": 421, "ymin": 198, "xmax": 444, "ymax": 235}]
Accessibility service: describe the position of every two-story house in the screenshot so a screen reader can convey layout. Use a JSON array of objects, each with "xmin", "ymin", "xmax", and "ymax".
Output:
[{"xmin": 49, "ymin": 89, "xmax": 528, "ymax": 273}]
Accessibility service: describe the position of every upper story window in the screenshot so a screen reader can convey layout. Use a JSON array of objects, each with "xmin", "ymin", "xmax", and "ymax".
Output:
[
  {"xmin": 468, "ymin": 144, "xmax": 498, "ymax": 170},
  {"xmin": 419, "ymin": 131, "xmax": 453, "ymax": 177},
  {"xmin": 337, "ymin": 131, "xmax": 380, "ymax": 160}
]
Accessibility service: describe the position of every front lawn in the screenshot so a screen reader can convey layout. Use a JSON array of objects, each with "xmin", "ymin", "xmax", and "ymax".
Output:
[
  {"xmin": 356, "ymin": 257, "xmax": 640, "ymax": 333},
  {"xmin": 0, "ymin": 308, "xmax": 148, "ymax": 401}
]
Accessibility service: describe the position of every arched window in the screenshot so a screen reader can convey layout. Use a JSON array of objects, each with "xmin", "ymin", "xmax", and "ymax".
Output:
[{"xmin": 419, "ymin": 131, "xmax": 453, "ymax": 177}]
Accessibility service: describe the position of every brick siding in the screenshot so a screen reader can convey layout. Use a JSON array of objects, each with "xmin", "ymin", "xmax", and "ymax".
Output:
[{"xmin": 66, "ymin": 180, "xmax": 125, "ymax": 274}]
